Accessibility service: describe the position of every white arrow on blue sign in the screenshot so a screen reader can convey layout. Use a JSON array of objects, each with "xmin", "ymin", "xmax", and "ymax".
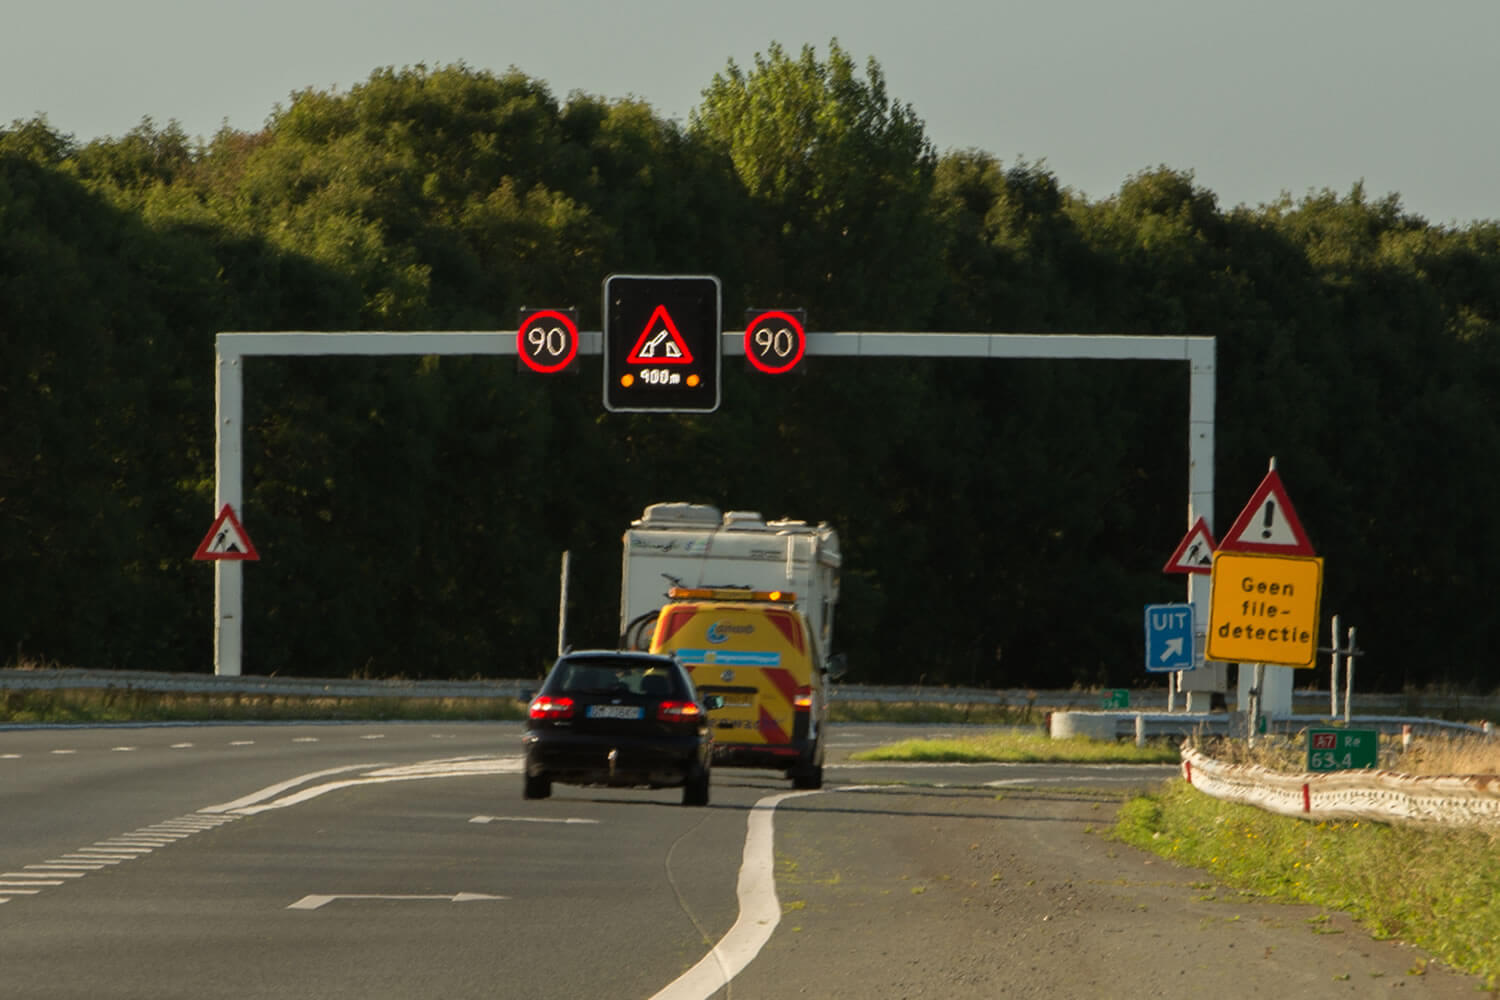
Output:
[{"xmin": 1144, "ymin": 603, "xmax": 1195, "ymax": 672}]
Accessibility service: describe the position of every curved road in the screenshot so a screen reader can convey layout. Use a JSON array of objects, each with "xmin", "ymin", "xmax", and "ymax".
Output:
[{"xmin": 0, "ymin": 722, "xmax": 1483, "ymax": 997}]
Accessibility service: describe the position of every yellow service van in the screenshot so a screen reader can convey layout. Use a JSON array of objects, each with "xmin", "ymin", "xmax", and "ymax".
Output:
[{"xmin": 648, "ymin": 587, "xmax": 829, "ymax": 789}]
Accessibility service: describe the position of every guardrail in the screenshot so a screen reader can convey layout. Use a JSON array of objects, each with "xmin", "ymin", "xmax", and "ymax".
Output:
[
  {"xmin": 1180, "ymin": 745, "xmax": 1500, "ymax": 828},
  {"xmin": 0, "ymin": 667, "xmax": 531, "ymax": 701},
  {"xmin": 1048, "ymin": 710, "xmax": 1487, "ymax": 743},
  {"xmin": 4, "ymin": 669, "xmax": 1497, "ymax": 724}
]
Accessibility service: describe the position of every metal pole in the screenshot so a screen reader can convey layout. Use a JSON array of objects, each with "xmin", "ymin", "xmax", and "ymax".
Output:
[
  {"xmin": 1343, "ymin": 626, "xmax": 1357, "ymax": 725},
  {"xmin": 213, "ymin": 346, "xmax": 244, "ymax": 677},
  {"xmin": 557, "ymin": 550, "xmax": 571, "ymax": 658},
  {"xmin": 1247, "ymin": 662, "xmax": 1264, "ymax": 747},
  {"xmin": 1329, "ymin": 613, "xmax": 1342, "ymax": 718}
]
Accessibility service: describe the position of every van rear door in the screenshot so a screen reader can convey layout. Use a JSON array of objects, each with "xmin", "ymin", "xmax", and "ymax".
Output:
[{"xmin": 652, "ymin": 605, "xmax": 806, "ymax": 749}]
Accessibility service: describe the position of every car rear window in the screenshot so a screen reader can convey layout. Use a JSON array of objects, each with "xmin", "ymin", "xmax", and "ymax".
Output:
[{"xmin": 555, "ymin": 658, "xmax": 686, "ymax": 698}]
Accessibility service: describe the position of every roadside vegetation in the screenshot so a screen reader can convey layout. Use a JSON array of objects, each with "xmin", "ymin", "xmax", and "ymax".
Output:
[
  {"xmin": 1114, "ymin": 778, "xmax": 1500, "ymax": 987},
  {"xmin": 1114, "ymin": 730, "xmax": 1500, "ymax": 987},
  {"xmin": 828, "ymin": 699, "xmax": 1047, "ymax": 727},
  {"xmin": 0, "ymin": 687, "xmax": 526, "ymax": 725},
  {"xmin": 848, "ymin": 722, "xmax": 1500, "ymax": 985},
  {"xmin": 849, "ymin": 726, "xmax": 1179, "ymax": 764}
]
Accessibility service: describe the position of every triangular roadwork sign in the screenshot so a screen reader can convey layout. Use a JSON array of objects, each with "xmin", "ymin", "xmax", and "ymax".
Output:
[
  {"xmin": 1163, "ymin": 516, "xmax": 1217, "ymax": 575},
  {"xmin": 625, "ymin": 304, "xmax": 694, "ymax": 364},
  {"xmin": 1219, "ymin": 468, "xmax": 1316, "ymax": 556},
  {"xmin": 194, "ymin": 503, "xmax": 260, "ymax": 561}
]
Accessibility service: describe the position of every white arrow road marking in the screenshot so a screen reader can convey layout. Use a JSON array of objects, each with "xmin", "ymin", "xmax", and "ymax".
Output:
[
  {"xmin": 469, "ymin": 816, "xmax": 600, "ymax": 825},
  {"xmin": 288, "ymin": 892, "xmax": 507, "ymax": 911}
]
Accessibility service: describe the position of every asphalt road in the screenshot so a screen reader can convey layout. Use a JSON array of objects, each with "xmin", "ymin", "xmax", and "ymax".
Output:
[{"xmin": 0, "ymin": 722, "xmax": 1485, "ymax": 998}]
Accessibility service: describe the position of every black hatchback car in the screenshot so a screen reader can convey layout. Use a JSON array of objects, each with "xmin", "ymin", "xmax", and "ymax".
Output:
[{"xmin": 522, "ymin": 651, "xmax": 719, "ymax": 806}]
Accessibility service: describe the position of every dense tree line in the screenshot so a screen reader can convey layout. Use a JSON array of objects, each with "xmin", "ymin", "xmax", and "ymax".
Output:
[{"xmin": 3, "ymin": 45, "xmax": 1498, "ymax": 691}]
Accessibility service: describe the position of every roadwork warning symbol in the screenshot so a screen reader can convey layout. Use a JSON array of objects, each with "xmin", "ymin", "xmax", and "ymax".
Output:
[
  {"xmin": 194, "ymin": 504, "xmax": 260, "ymax": 561},
  {"xmin": 625, "ymin": 304, "xmax": 695, "ymax": 364}
]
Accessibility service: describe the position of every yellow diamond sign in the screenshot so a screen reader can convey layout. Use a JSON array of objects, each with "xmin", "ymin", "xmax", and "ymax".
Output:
[{"xmin": 1206, "ymin": 551, "xmax": 1323, "ymax": 667}]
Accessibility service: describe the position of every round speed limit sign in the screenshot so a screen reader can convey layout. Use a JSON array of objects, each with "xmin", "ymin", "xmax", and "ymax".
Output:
[
  {"xmin": 743, "ymin": 310, "xmax": 806, "ymax": 374},
  {"xmin": 517, "ymin": 308, "xmax": 579, "ymax": 373}
]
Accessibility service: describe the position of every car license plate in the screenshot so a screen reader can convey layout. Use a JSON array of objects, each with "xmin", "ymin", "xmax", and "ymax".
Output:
[{"xmin": 586, "ymin": 705, "xmax": 643, "ymax": 720}]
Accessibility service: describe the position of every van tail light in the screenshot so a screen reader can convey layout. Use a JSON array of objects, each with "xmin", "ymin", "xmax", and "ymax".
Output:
[
  {"xmin": 793, "ymin": 686, "xmax": 813, "ymax": 712},
  {"xmin": 657, "ymin": 701, "xmax": 705, "ymax": 723},
  {"xmin": 529, "ymin": 695, "xmax": 575, "ymax": 720}
]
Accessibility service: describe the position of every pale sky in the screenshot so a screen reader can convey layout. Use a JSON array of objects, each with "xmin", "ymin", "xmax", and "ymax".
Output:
[{"xmin": 6, "ymin": 0, "xmax": 1497, "ymax": 225}]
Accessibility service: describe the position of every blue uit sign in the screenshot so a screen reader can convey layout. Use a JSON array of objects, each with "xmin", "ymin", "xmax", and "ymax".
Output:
[{"xmin": 1144, "ymin": 603, "xmax": 1195, "ymax": 672}]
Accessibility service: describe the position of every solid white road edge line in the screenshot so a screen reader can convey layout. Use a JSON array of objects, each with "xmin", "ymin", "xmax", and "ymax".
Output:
[{"xmin": 649, "ymin": 785, "xmax": 882, "ymax": 1000}]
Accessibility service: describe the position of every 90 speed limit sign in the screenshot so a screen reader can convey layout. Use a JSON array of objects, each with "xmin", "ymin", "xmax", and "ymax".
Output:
[
  {"xmin": 743, "ymin": 309, "xmax": 806, "ymax": 374},
  {"xmin": 516, "ymin": 307, "xmax": 579, "ymax": 374}
]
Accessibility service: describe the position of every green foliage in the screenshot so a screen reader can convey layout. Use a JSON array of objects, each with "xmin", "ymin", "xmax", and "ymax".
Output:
[{"xmin": 3, "ymin": 55, "xmax": 1499, "ymax": 691}]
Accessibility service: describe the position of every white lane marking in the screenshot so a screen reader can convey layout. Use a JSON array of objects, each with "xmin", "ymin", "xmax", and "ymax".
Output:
[
  {"xmin": 288, "ymin": 892, "xmax": 506, "ymax": 911},
  {"xmin": 650, "ymin": 788, "xmax": 822, "ymax": 1000},
  {"xmin": 0, "ymin": 887, "xmax": 42, "ymax": 894},
  {"xmin": 1, "ymin": 753, "xmax": 20, "ymax": 759},
  {"xmin": 90, "ymin": 843, "xmax": 161, "ymax": 852},
  {"xmin": 16, "ymin": 869, "xmax": 86, "ymax": 878},
  {"xmin": 170, "ymin": 743, "xmax": 194, "ymax": 749},
  {"xmin": 651, "ymin": 785, "xmax": 884, "ymax": 1000},
  {"xmin": 469, "ymin": 816, "xmax": 600, "ymax": 825},
  {"xmin": 0, "ymin": 811, "xmax": 245, "ymax": 906},
  {"xmin": 360, "ymin": 734, "xmax": 385, "ymax": 741},
  {"xmin": 111, "ymin": 746, "xmax": 137, "ymax": 752},
  {"xmin": 229, "ymin": 741, "xmax": 255, "ymax": 747},
  {"xmin": 200, "ymin": 763, "xmax": 381, "ymax": 814},
  {"xmin": 292, "ymin": 737, "xmax": 320, "ymax": 743},
  {"xmin": 50, "ymin": 749, "xmax": 77, "ymax": 755},
  {"xmin": 216, "ymin": 757, "xmax": 522, "ymax": 815}
]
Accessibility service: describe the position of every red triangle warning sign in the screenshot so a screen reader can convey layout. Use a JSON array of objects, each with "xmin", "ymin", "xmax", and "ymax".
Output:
[
  {"xmin": 1163, "ymin": 516, "xmax": 1217, "ymax": 574},
  {"xmin": 626, "ymin": 304, "xmax": 695, "ymax": 364},
  {"xmin": 1219, "ymin": 469, "xmax": 1316, "ymax": 556},
  {"xmin": 194, "ymin": 504, "xmax": 260, "ymax": 561}
]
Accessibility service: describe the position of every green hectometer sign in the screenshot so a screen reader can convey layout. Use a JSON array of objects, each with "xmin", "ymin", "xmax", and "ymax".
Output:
[{"xmin": 1306, "ymin": 728, "xmax": 1378, "ymax": 772}]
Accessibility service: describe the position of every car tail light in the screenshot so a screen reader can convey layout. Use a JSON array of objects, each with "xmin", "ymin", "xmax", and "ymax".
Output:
[
  {"xmin": 793, "ymin": 686, "xmax": 813, "ymax": 711},
  {"xmin": 656, "ymin": 700, "xmax": 704, "ymax": 723},
  {"xmin": 529, "ymin": 695, "xmax": 575, "ymax": 720}
]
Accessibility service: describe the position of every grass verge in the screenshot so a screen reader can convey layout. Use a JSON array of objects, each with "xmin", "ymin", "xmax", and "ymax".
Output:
[
  {"xmin": 1113, "ymin": 778, "xmax": 1500, "ymax": 987},
  {"xmin": 850, "ymin": 727, "xmax": 1181, "ymax": 765}
]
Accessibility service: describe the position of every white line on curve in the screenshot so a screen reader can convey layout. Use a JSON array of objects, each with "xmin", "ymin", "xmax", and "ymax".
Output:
[{"xmin": 649, "ymin": 785, "xmax": 881, "ymax": 1000}]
